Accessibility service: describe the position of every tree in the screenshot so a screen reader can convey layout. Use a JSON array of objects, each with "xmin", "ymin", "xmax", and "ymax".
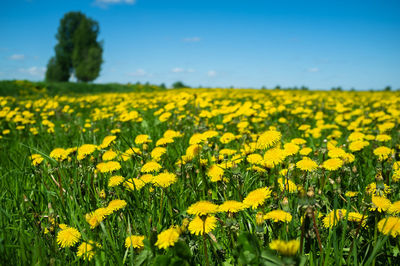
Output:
[
  {"xmin": 46, "ymin": 12, "xmax": 103, "ymax": 82},
  {"xmin": 172, "ymin": 81, "xmax": 189, "ymax": 89}
]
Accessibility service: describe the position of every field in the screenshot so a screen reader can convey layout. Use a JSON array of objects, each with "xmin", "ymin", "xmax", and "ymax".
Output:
[{"xmin": 1, "ymin": 87, "xmax": 400, "ymax": 265}]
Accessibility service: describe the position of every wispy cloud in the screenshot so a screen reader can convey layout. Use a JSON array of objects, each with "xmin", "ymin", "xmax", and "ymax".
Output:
[
  {"xmin": 19, "ymin": 66, "xmax": 46, "ymax": 77},
  {"xmin": 127, "ymin": 69, "xmax": 148, "ymax": 77},
  {"xmin": 171, "ymin": 67, "xmax": 195, "ymax": 73},
  {"xmin": 94, "ymin": 0, "xmax": 136, "ymax": 8},
  {"xmin": 308, "ymin": 67, "xmax": 319, "ymax": 73},
  {"xmin": 182, "ymin": 37, "xmax": 201, "ymax": 43},
  {"xmin": 9, "ymin": 54, "xmax": 25, "ymax": 60},
  {"xmin": 207, "ymin": 70, "xmax": 217, "ymax": 77}
]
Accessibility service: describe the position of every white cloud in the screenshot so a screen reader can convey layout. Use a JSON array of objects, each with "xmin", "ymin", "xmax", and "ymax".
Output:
[
  {"xmin": 94, "ymin": 0, "xmax": 136, "ymax": 8},
  {"xmin": 9, "ymin": 54, "xmax": 25, "ymax": 60},
  {"xmin": 207, "ymin": 70, "xmax": 217, "ymax": 77},
  {"xmin": 182, "ymin": 37, "xmax": 201, "ymax": 43},
  {"xmin": 171, "ymin": 68, "xmax": 195, "ymax": 73},
  {"xmin": 128, "ymin": 69, "xmax": 147, "ymax": 76},
  {"xmin": 308, "ymin": 67, "xmax": 319, "ymax": 73},
  {"xmin": 19, "ymin": 66, "xmax": 46, "ymax": 77},
  {"xmin": 171, "ymin": 67, "xmax": 184, "ymax": 73}
]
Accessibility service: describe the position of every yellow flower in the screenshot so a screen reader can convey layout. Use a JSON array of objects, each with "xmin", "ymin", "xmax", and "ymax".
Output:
[
  {"xmin": 388, "ymin": 201, "xmax": 400, "ymax": 214},
  {"xmin": 102, "ymin": 150, "xmax": 117, "ymax": 161},
  {"xmin": 242, "ymin": 187, "xmax": 272, "ymax": 209},
  {"xmin": 107, "ymin": 199, "xmax": 127, "ymax": 213},
  {"xmin": 256, "ymin": 130, "xmax": 281, "ymax": 149},
  {"xmin": 141, "ymin": 161, "xmax": 162, "ymax": 173},
  {"xmin": 96, "ymin": 161, "xmax": 121, "ymax": 173},
  {"xmin": 50, "ymin": 148, "xmax": 69, "ymax": 161},
  {"xmin": 56, "ymin": 226, "xmax": 81, "ymax": 248},
  {"xmin": 323, "ymin": 209, "xmax": 347, "ymax": 228},
  {"xmin": 155, "ymin": 227, "xmax": 180, "ymax": 249},
  {"xmin": 345, "ymin": 191, "xmax": 358, "ymax": 197},
  {"xmin": 98, "ymin": 135, "xmax": 116, "ymax": 149},
  {"xmin": 299, "ymin": 147, "xmax": 312, "ymax": 156},
  {"xmin": 220, "ymin": 132, "xmax": 236, "ymax": 144},
  {"xmin": 365, "ymin": 182, "xmax": 391, "ymax": 196},
  {"xmin": 187, "ymin": 201, "xmax": 219, "ymax": 216},
  {"xmin": 108, "ymin": 175, "xmax": 124, "ymax": 187},
  {"xmin": 269, "ymin": 239, "xmax": 300, "ymax": 256},
  {"xmin": 135, "ymin": 134, "xmax": 151, "ymax": 145},
  {"xmin": 291, "ymin": 138, "xmax": 306, "ymax": 145},
  {"xmin": 296, "ymin": 157, "xmax": 318, "ymax": 172},
  {"xmin": 322, "ymin": 158, "xmax": 343, "ymax": 171},
  {"xmin": 263, "ymin": 210, "xmax": 292, "ymax": 223},
  {"xmin": 262, "ymin": 148, "xmax": 287, "ymax": 168},
  {"xmin": 218, "ymin": 200, "xmax": 246, "ymax": 213},
  {"xmin": 277, "ymin": 178, "xmax": 297, "ymax": 193},
  {"xmin": 347, "ymin": 212, "xmax": 367, "ymax": 227},
  {"xmin": 124, "ymin": 178, "xmax": 146, "ymax": 191},
  {"xmin": 77, "ymin": 241, "xmax": 101, "ymax": 261},
  {"xmin": 188, "ymin": 215, "xmax": 217, "ymax": 235},
  {"xmin": 151, "ymin": 147, "xmax": 166, "ymax": 161},
  {"xmin": 152, "ymin": 172, "xmax": 177, "ymax": 188},
  {"xmin": 283, "ymin": 143, "xmax": 299, "ymax": 156},
  {"xmin": 370, "ymin": 196, "xmax": 391, "ymax": 212},
  {"xmin": 125, "ymin": 235, "xmax": 145, "ymax": 249},
  {"xmin": 159, "ymin": 112, "xmax": 172, "ymax": 122},
  {"xmin": 156, "ymin": 137, "xmax": 174, "ymax": 146},
  {"xmin": 207, "ymin": 165, "xmax": 224, "ymax": 182},
  {"xmin": 377, "ymin": 216, "xmax": 400, "ymax": 237},
  {"xmin": 247, "ymin": 153, "xmax": 263, "ymax": 165},
  {"xmin": 348, "ymin": 140, "xmax": 369, "ymax": 152},
  {"xmin": 163, "ymin": 130, "xmax": 183, "ymax": 139},
  {"xmin": 373, "ymin": 146, "xmax": 392, "ymax": 161},
  {"xmin": 77, "ymin": 144, "xmax": 97, "ymax": 160},
  {"xmin": 30, "ymin": 154, "xmax": 44, "ymax": 166}
]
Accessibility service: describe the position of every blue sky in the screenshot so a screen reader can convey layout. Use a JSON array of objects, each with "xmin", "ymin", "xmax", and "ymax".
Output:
[{"xmin": 1, "ymin": 0, "xmax": 400, "ymax": 89}]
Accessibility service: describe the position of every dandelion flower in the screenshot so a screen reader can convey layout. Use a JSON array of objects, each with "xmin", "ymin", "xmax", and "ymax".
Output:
[
  {"xmin": 98, "ymin": 135, "xmax": 116, "ymax": 149},
  {"xmin": 207, "ymin": 165, "xmax": 224, "ymax": 182},
  {"xmin": 373, "ymin": 146, "xmax": 392, "ymax": 161},
  {"xmin": 124, "ymin": 178, "xmax": 146, "ymax": 191},
  {"xmin": 102, "ymin": 150, "xmax": 117, "ymax": 161},
  {"xmin": 188, "ymin": 215, "xmax": 217, "ymax": 235},
  {"xmin": 370, "ymin": 196, "xmax": 391, "ymax": 212},
  {"xmin": 348, "ymin": 140, "xmax": 369, "ymax": 152},
  {"xmin": 263, "ymin": 210, "xmax": 292, "ymax": 223},
  {"xmin": 152, "ymin": 172, "xmax": 177, "ymax": 188},
  {"xmin": 56, "ymin": 226, "xmax": 81, "ymax": 248},
  {"xmin": 377, "ymin": 216, "xmax": 400, "ymax": 237},
  {"xmin": 187, "ymin": 201, "xmax": 219, "ymax": 216},
  {"xmin": 125, "ymin": 235, "xmax": 145, "ymax": 249},
  {"xmin": 243, "ymin": 187, "xmax": 272, "ymax": 209},
  {"xmin": 218, "ymin": 200, "xmax": 246, "ymax": 213},
  {"xmin": 96, "ymin": 161, "xmax": 121, "ymax": 173},
  {"xmin": 345, "ymin": 191, "xmax": 358, "ymax": 198},
  {"xmin": 296, "ymin": 157, "xmax": 318, "ymax": 172},
  {"xmin": 77, "ymin": 241, "xmax": 100, "ymax": 261},
  {"xmin": 256, "ymin": 130, "xmax": 281, "ymax": 149},
  {"xmin": 50, "ymin": 148, "xmax": 69, "ymax": 161},
  {"xmin": 156, "ymin": 137, "xmax": 174, "ymax": 146},
  {"xmin": 388, "ymin": 201, "xmax": 400, "ymax": 214},
  {"xmin": 322, "ymin": 209, "xmax": 347, "ymax": 228},
  {"xmin": 30, "ymin": 154, "xmax": 44, "ymax": 166},
  {"xmin": 77, "ymin": 144, "xmax": 97, "ymax": 160},
  {"xmin": 155, "ymin": 227, "xmax": 180, "ymax": 249},
  {"xmin": 220, "ymin": 132, "xmax": 236, "ymax": 144},
  {"xmin": 247, "ymin": 154, "xmax": 263, "ymax": 165},
  {"xmin": 107, "ymin": 199, "xmax": 127, "ymax": 213},
  {"xmin": 141, "ymin": 161, "xmax": 162, "ymax": 173},
  {"xmin": 151, "ymin": 147, "xmax": 166, "ymax": 161},
  {"xmin": 322, "ymin": 158, "xmax": 343, "ymax": 171},
  {"xmin": 269, "ymin": 239, "xmax": 300, "ymax": 256},
  {"xmin": 135, "ymin": 134, "xmax": 151, "ymax": 145},
  {"xmin": 108, "ymin": 175, "xmax": 124, "ymax": 187},
  {"xmin": 277, "ymin": 178, "xmax": 297, "ymax": 193},
  {"xmin": 299, "ymin": 147, "xmax": 312, "ymax": 156}
]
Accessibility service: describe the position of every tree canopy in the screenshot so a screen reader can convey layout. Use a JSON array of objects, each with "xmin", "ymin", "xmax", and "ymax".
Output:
[{"xmin": 46, "ymin": 12, "xmax": 103, "ymax": 82}]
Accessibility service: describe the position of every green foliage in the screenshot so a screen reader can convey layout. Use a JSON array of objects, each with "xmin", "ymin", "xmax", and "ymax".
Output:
[
  {"xmin": 172, "ymin": 81, "xmax": 189, "ymax": 89},
  {"xmin": 46, "ymin": 11, "xmax": 103, "ymax": 82},
  {"xmin": 0, "ymin": 80, "xmax": 166, "ymax": 96}
]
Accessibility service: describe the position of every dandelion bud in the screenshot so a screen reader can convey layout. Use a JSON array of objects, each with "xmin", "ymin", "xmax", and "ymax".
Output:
[
  {"xmin": 256, "ymin": 212, "xmax": 264, "ymax": 225},
  {"xmin": 282, "ymin": 197, "xmax": 289, "ymax": 205}
]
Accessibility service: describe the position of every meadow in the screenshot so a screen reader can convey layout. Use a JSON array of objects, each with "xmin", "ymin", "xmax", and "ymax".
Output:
[{"xmin": 1, "ymin": 85, "xmax": 400, "ymax": 265}]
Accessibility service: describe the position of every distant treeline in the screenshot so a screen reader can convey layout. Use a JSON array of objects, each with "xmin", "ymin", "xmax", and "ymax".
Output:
[{"xmin": 0, "ymin": 80, "xmax": 167, "ymax": 97}]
